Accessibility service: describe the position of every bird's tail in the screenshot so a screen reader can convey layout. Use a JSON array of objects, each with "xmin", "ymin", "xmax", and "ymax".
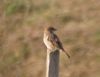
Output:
[{"xmin": 61, "ymin": 49, "xmax": 70, "ymax": 58}]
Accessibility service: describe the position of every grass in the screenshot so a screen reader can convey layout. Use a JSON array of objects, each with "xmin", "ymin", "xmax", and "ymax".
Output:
[
  {"xmin": 5, "ymin": 0, "xmax": 26, "ymax": 15},
  {"xmin": 94, "ymin": 31, "xmax": 100, "ymax": 43},
  {"xmin": 5, "ymin": 0, "xmax": 50, "ymax": 16},
  {"xmin": 0, "ymin": 0, "xmax": 100, "ymax": 77},
  {"xmin": 21, "ymin": 42, "xmax": 30, "ymax": 59},
  {"xmin": 0, "ymin": 52, "xmax": 19, "ymax": 74}
]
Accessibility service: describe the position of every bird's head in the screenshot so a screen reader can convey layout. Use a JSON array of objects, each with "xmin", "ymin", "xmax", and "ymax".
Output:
[{"xmin": 47, "ymin": 26, "xmax": 57, "ymax": 32}]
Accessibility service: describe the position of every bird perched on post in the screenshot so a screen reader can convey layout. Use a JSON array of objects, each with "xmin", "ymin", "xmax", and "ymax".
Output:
[{"xmin": 43, "ymin": 26, "xmax": 70, "ymax": 58}]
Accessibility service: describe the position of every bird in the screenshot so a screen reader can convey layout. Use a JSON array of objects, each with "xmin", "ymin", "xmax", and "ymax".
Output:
[{"xmin": 43, "ymin": 26, "xmax": 70, "ymax": 58}]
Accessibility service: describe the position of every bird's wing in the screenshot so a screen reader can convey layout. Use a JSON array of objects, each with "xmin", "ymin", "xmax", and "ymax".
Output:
[
  {"xmin": 48, "ymin": 33, "xmax": 64, "ymax": 50},
  {"xmin": 48, "ymin": 33, "xmax": 70, "ymax": 58}
]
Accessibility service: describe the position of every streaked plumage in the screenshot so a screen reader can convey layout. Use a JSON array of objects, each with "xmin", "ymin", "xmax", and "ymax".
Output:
[{"xmin": 43, "ymin": 26, "xmax": 70, "ymax": 58}]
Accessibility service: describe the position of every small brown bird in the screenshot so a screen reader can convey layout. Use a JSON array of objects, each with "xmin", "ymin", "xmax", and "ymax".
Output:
[{"xmin": 43, "ymin": 26, "xmax": 70, "ymax": 58}]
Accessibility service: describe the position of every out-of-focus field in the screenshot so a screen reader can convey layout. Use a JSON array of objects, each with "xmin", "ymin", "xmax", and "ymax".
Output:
[{"xmin": 0, "ymin": 0, "xmax": 100, "ymax": 77}]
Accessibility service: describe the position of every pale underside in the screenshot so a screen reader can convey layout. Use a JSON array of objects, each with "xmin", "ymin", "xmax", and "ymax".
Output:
[{"xmin": 43, "ymin": 34, "xmax": 59, "ymax": 52}]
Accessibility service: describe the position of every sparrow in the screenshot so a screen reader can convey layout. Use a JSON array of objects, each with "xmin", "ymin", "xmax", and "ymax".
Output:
[{"xmin": 43, "ymin": 26, "xmax": 70, "ymax": 58}]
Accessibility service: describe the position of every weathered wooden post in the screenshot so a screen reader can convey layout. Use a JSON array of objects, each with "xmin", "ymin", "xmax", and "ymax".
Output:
[{"xmin": 46, "ymin": 49, "xmax": 59, "ymax": 77}]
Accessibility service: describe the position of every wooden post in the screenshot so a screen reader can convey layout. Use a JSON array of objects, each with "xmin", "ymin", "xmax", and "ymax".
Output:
[{"xmin": 46, "ymin": 49, "xmax": 59, "ymax": 77}]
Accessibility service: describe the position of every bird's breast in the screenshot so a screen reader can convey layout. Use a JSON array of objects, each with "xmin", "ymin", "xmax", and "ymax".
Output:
[{"xmin": 43, "ymin": 34, "xmax": 53, "ymax": 50}]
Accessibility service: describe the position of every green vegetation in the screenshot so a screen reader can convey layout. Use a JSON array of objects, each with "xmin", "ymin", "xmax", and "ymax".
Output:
[
  {"xmin": 21, "ymin": 42, "xmax": 30, "ymax": 59},
  {"xmin": 5, "ymin": 0, "xmax": 26, "ymax": 15},
  {"xmin": 94, "ymin": 31, "xmax": 100, "ymax": 44}
]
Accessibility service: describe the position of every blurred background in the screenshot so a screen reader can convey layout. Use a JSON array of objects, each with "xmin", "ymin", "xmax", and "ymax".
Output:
[{"xmin": 0, "ymin": 0, "xmax": 100, "ymax": 77}]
